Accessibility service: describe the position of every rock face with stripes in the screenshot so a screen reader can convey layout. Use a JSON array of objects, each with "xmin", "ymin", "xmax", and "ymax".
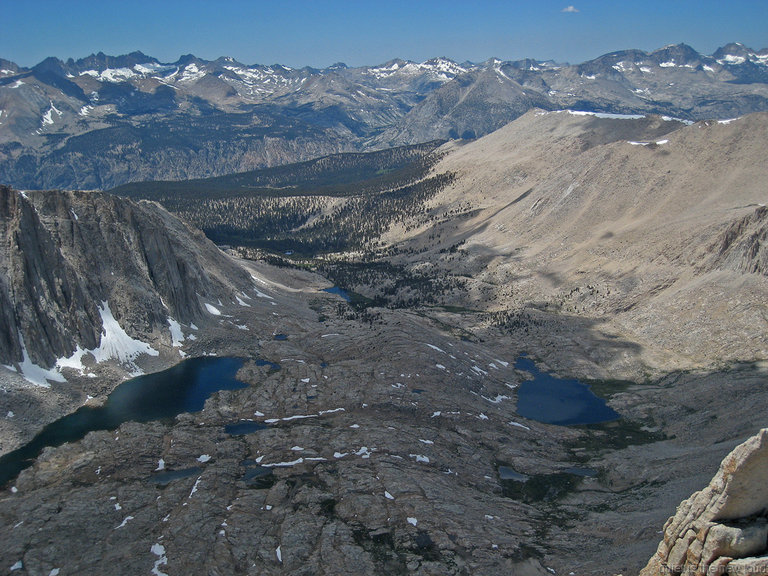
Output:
[{"xmin": 0, "ymin": 185, "xmax": 251, "ymax": 370}]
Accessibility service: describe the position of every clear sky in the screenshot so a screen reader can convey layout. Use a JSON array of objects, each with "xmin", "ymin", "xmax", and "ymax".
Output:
[{"xmin": 2, "ymin": 0, "xmax": 767, "ymax": 68}]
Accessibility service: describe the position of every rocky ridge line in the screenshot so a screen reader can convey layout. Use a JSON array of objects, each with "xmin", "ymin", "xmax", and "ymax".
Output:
[{"xmin": 3, "ymin": 43, "xmax": 768, "ymax": 190}]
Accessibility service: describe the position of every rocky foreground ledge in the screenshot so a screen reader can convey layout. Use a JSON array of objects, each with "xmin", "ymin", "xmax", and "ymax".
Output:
[{"xmin": 641, "ymin": 429, "xmax": 768, "ymax": 575}]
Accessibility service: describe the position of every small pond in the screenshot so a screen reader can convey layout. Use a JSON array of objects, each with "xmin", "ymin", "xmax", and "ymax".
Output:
[
  {"xmin": 0, "ymin": 356, "xmax": 249, "ymax": 487},
  {"xmin": 224, "ymin": 420, "xmax": 269, "ymax": 435},
  {"xmin": 148, "ymin": 466, "xmax": 202, "ymax": 486},
  {"xmin": 240, "ymin": 459, "xmax": 276, "ymax": 488},
  {"xmin": 514, "ymin": 355, "xmax": 620, "ymax": 426},
  {"xmin": 498, "ymin": 466, "xmax": 530, "ymax": 482},
  {"xmin": 322, "ymin": 286, "xmax": 351, "ymax": 302}
]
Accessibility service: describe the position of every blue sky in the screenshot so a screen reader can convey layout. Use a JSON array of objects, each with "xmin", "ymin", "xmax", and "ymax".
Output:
[{"xmin": 3, "ymin": 0, "xmax": 767, "ymax": 68}]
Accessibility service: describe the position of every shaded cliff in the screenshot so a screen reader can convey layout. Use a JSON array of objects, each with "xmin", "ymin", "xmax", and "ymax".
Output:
[{"xmin": 0, "ymin": 185, "xmax": 252, "ymax": 376}]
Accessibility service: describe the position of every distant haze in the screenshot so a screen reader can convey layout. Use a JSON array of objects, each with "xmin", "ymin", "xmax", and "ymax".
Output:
[{"xmin": 2, "ymin": 0, "xmax": 767, "ymax": 68}]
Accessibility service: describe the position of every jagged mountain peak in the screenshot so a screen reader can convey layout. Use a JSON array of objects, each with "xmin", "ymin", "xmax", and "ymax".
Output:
[
  {"xmin": 0, "ymin": 58, "xmax": 20, "ymax": 74},
  {"xmin": 713, "ymin": 42, "xmax": 768, "ymax": 65},
  {"xmin": 364, "ymin": 58, "xmax": 412, "ymax": 75},
  {"xmin": 576, "ymin": 48, "xmax": 654, "ymax": 76},
  {"xmin": 3, "ymin": 42, "xmax": 768, "ymax": 190},
  {"xmin": 507, "ymin": 57, "xmax": 560, "ymax": 71},
  {"xmin": 714, "ymin": 42, "xmax": 757, "ymax": 57},
  {"xmin": 649, "ymin": 42, "xmax": 706, "ymax": 66},
  {"xmin": 214, "ymin": 55, "xmax": 246, "ymax": 68},
  {"xmin": 482, "ymin": 56, "xmax": 504, "ymax": 66},
  {"xmin": 28, "ymin": 51, "xmax": 164, "ymax": 79},
  {"xmin": 423, "ymin": 56, "xmax": 457, "ymax": 65},
  {"xmin": 30, "ymin": 56, "xmax": 69, "ymax": 76},
  {"xmin": 173, "ymin": 53, "xmax": 207, "ymax": 68},
  {"xmin": 652, "ymin": 42, "xmax": 701, "ymax": 57},
  {"xmin": 73, "ymin": 50, "xmax": 158, "ymax": 70},
  {"xmin": 592, "ymin": 48, "xmax": 652, "ymax": 63},
  {"xmin": 420, "ymin": 56, "xmax": 468, "ymax": 76},
  {"xmin": 364, "ymin": 57, "xmax": 468, "ymax": 80}
]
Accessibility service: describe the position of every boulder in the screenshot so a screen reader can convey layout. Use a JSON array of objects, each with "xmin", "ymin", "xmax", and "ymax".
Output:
[{"xmin": 641, "ymin": 430, "xmax": 768, "ymax": 575}]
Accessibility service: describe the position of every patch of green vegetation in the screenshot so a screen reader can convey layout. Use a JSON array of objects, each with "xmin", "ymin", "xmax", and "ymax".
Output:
[
  {"xmin": 568, "ymin": 418, "xmax": 666, "ymax": 456},
  {"xmin": 111, "ymin": 142, "xmax": 455, "ymax": 255},
  {"xmin": 514, "ymin": 543, "xmax": 544, "ymax": 561},
  {"xmin": 352, "ymin": 529, "xmax": 408, "ymax": 575},
  {"xmin": 319, "ymin": 498, "xmax": 337, "ymax": 518},
  {"xmin": 484, "ymin": 309, "xmax": 542, "ymax": 334},
  {"xmin": 581, "ymin": 377, "xmax": 636, "ymax": 399},
  {"xmin": 346, "ymin": 290, "xmax": 376, "ymax": 311},
  {"xmin": 318, "ymin": 260, "xmax": 466, "ymax": 310},
  {"xmin": 588, "ymin": 502, "xmax": 612, "ymax": 513},
  {"xmin": 500, "ymin": 472, "xmax": 581, "ymax": 503},
  {"xmin": 434, "ymin": 304, "xmax": 481, "ymax": 313},
  {"xmin": 411, "ymin": 531, "xmax": 441, "ymax": 562}
]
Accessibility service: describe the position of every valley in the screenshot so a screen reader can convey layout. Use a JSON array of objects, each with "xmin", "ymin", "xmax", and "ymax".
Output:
[
  {"xmin": 112, "ymin": 109, "xmax": 768, "ymax": 376},
  {"xmin": 1, "ymin": 103, "xmax": 767, "ymax": 574}
]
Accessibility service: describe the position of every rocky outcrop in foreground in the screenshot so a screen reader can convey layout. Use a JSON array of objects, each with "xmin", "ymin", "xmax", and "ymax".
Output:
[{"xmin": 641, "ymin": 429, "xmax": 768, "ymax": 575}]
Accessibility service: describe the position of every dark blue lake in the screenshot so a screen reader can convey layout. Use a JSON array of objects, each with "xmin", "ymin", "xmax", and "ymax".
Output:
[
  {"xmin": 322, "ymin": 286, "xmax": 351, "ymax": 302},
  {"xmin": 0, "ymin": 356, "xmax": 248, "ymax": 487},
  {"xmin": 514, "ymin": 356, "xmax": 620, "ymax": 426}
]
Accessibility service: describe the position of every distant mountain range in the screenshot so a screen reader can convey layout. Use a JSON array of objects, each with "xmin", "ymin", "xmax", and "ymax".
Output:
[{"xmin": 1, "ymin": 42, "xmax": 767, "ymax": 190}]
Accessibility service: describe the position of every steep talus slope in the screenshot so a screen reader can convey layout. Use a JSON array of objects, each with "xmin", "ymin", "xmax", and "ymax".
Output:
[
  {"xmin": 0, "ymin": 185, "xmax": 252, "ymax": 371},
  {"xmin": 383, "ymin": 110, "xmax": 768, "ymax": 373},
  {"xmin": 709, "ymin": 205, "xmax": 768, "ymax": 276}
]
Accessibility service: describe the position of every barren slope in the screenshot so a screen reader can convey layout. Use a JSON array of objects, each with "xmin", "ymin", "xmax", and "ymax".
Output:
[{"xmin": 381, "ymin": 110, "xmax": 768, "ymax": 374}]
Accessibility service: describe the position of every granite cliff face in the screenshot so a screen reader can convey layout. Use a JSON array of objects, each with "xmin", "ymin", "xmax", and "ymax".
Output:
[
  {"xmin": 641, "ymin": 430, "xmax": 768, "ymax": 575},
  {"xmin": 0, "ymin": 185, "xmax": 252, "ymax": 377}
]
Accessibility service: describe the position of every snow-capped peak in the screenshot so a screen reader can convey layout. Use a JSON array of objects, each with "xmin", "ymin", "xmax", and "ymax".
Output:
[
  {"xmin": 365, "ymin": 57, "xmax": 467, "ymax": 81},
  {"xmin": 716, "ymin": 51, "xmax": 768, "ymax": 67},
  {"xmin": 713, "ymin": 43, "xmax": 768, "ymax": 67},
  {"xmin": 420, "ymin": 57, "xmax": 467, "ymax": 77}
]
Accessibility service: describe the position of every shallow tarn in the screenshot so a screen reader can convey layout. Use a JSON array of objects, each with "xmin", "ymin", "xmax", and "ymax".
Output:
[
  {"xmin": 224, "ymin": 420, "xmax": 269, "ymax": 435},
  {"xmin": 322, "ymin": 286, "xmax": 352, "ymax": 302}
]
